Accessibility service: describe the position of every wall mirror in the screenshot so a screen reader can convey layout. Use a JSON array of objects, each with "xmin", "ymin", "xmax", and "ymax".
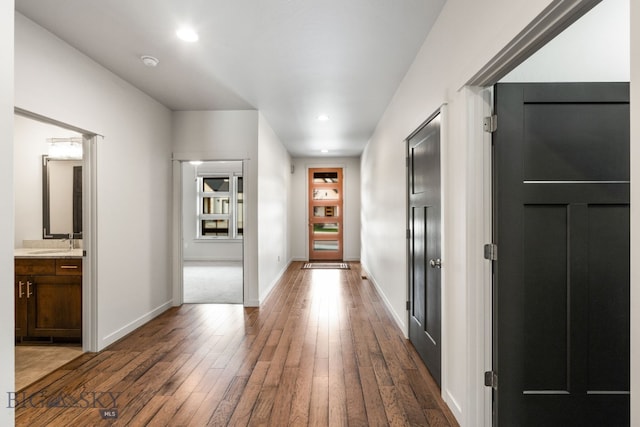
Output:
[{"xmin": 42, "ymin": 155, "xmax": 83, "ymax": 238}]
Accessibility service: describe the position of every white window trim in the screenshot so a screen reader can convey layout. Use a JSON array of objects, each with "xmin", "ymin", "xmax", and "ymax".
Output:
[{"xmin": 196, "ymin": 173, "xmax": 243, "ymax": 240}]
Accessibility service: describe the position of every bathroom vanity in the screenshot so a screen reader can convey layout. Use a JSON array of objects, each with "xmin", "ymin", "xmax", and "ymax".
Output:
[{"xmin": 14, "ymin": 249, "xmax": 83, "ymax": 342}]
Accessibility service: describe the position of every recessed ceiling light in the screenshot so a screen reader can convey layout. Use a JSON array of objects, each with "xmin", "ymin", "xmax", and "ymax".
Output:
[
  {"xmin": 176, "ymin": 28, "xmax": 199, "ymax": 42},
  {"xmin": 317, "ymin": 114, "xmax": 330, "ymax": 121},
  {"xmin": 140, "ymin": 55, "xmax": 159, "ymax": 67}
]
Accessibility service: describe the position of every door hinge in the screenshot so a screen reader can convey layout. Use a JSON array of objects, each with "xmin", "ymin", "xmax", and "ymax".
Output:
[
  {"xmin": 484, "ymin": 243, "xmax": 497, "ymax": 261},
  {"xmin": 483, "ymin": 115, "xmax": 497, "ymax": 133},
  {"xmin": 484, "ymin": 371, "xmax": 498, "ymax": 389},
  {"xmin": 406, "ymin": 300, "xmax": 411, "ymax": 310}
]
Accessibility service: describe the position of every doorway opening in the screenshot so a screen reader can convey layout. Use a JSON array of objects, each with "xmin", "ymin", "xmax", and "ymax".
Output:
[
  {"xmin": 181, "ymin": 160, "xmax": 244, "ymax": 304},
  {"xmin": 308, "ymin": 167, "xmax": 344, "ymax": 261},
  {"xmin": 13, "ymin": 110, "xmax": 97, "ymax": 390}
]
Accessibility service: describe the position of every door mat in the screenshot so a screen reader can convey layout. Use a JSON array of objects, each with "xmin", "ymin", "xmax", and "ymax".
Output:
[{"xmin": 302, "ymin": 262, "xmax": 350, "ymax": 270}]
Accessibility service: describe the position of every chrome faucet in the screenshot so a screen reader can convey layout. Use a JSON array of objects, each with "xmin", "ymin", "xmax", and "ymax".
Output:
[{"xmin": 64, "ymin": 233, "xmax": 74, "ymax": 250}]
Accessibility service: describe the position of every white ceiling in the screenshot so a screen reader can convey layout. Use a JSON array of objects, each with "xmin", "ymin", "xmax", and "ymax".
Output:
[{"xmin": 15, "ymin": 0, "xmax": 446, "ymax": 157}]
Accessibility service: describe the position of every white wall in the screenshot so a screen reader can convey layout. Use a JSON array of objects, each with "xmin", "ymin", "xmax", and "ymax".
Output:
[
  {"xmin": 181, "ymin": 161, "xmax": 243, "ymax": 261},
  {"xmin": 0, "ymin": 1, "xmax": 14, "ymax": 425},
  {"xmin": 257, "ymin": 113, "xmax": 292, "ymax": 301},
  {"xmin": 172, "ymin": 110, "xmax": 261, "ymax": 304},
  {"xmin": 502, "ymin": 0, "xmax": 630, "ymax": 82},
  {"xmin": 15, "ymin": 13, "xmax": 174, "ymax": 350},
  {"xmin": 290, "ymin": 156, "xmax": 361, "ymax": 261},
  {"xmin": 13, "ymin": 115, "xmax": 82, "ymax": 247}
]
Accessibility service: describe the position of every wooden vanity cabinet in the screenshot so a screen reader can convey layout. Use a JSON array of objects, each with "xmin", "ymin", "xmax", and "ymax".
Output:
[
  {"xmin": 15, "ymin": 258, "xmax": 82, "ymax": 341},
  {"xmin": 14, "ymin": 276, "xmax": 29, "ymax": 337}
]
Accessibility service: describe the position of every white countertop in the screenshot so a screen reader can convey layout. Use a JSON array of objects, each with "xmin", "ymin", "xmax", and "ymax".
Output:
[{"xmin": 14, "ymin": 248, "xmax": 84, "ymax": 258}]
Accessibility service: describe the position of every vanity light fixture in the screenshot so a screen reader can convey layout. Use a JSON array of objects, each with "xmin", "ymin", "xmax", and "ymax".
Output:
[
  {"xmin": 176, "ymin": 28, "xmax": 199, "ymax": 42},
  {"xmin": 140, "ymin": 55, "xmax": 159, "ymax": 67},
  {"xmin": 47, "ymin": 138, "xmax": 83, "ymax": 160}
]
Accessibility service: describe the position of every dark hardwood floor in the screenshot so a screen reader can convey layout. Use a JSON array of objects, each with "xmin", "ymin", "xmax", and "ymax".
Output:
[{"xmin": 14, "ymin": 262, "xmax": 458, "ymax": 426}]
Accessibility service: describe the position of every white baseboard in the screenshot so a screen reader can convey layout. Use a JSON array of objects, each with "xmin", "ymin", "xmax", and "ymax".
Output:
[
  {"xmin": 444, "ymin": 389, "xmax": 464, "ymax": 424},
  {"xmin": 243, "ymin": 299, "xmax": 260, "ymax": 307},
  {"xmin": 360, "ymin": 262, "xmax": 408, "ymax": 338},
  {"xmin": 258, "ymin": 260, "xmax": 292, "ymax": 305},
  {"xmin": 99, "ymin": 300, "xmax": 173, "ymax": 350}
]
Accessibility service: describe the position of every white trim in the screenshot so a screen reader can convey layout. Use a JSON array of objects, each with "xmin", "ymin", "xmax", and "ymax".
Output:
[
  {"xmin": 258, "ymin": 260, "xmax": 292, "ymax": 305},
  {"xmin": 438, "ymin": 103, "xmax": 452, "ymax": 417},
  {"xmin": 361, "ymin": 261, "xmax": 407, "ymax": 337},
  {"xmin": 83, "ymin": 135, "xmax": 98, "ymax": 352},
  {"xmin": 173, "ymin": 158, "xmax": 251, "ymax": 307},
  {"xmin": 172, "ymin": 160, "xmax": 183, "ymax": 306},
  {"xmin": 100, "ymin": 300, "xmax": 173, "ymax": 348},
  {"xmin": 466, "ymin": 0, "xmax": 602, "ymax": 86},
  {"xmin": 464, "ymin": 86, "xmax": 494, "ymax": 427},
  {"xmin": 12, "ymin": 109, "xmax": 100, "ymax": 353}
]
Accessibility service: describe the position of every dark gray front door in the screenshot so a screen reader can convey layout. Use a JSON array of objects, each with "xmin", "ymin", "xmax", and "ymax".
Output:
[
  {"xmin": 493, "ymin": 83, "xmax": 630, "ymax": 426},
  {"xmin": 408, "ymin": 111, "xmax": 442, "ymax": 386}
]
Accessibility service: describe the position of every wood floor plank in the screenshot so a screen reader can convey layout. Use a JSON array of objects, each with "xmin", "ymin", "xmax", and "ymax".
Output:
[
  {"xmin": 15, "ymin": 262, "xmax": 458, "ymax": 427},
  {"xmin": 308, "ymin": 376, "xmax": 329, "ymax": 427},
  {"xmin": 267, "ymin": 367, "xmax": 297, "ymax": 426},
  {"xmin": 340, "ymin": 328, "xmax": 368, "ymax": 427},
  {"xmin": 359, "ymin": 365, "xmax": 390, "ymax": 427}
]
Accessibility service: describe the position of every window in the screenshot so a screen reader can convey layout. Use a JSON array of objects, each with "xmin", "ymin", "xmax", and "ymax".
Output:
[{"xmin": 197, "ymin": 174, "xmax": 243, "ymax": 239}]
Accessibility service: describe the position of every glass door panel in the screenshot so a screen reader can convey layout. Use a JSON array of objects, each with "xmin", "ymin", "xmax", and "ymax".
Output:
[
  {"xmin": 313, "ymin": 240, "xmax": 339, "ymax": 251},
  {"xmin": 312, "ymin": 188, "xmax": 339, "ymax": 200},
  {"xmin": 313, "ymin": 223, "xmax": 339, "ymax": 234},
  {"xmin": 313, "ymin": 206, "xmax": 339, "ymax": 217}
]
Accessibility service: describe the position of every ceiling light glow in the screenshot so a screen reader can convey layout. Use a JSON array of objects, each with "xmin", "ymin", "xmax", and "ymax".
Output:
[
  {"xmin": 321, "ymin": 149, "xmax": 329, "ymax": 153},
  {"xmin": 177, "ymin": 28, "xmax": 199, "ymax": 42},
  {"xmin": 317, "ymin": 114, "xmax": 330, "ymax": 121}
]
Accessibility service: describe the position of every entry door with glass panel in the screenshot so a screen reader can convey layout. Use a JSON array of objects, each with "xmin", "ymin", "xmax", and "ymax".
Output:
[{"xmin": 308, "ymin": 168, "xmax": 343, "ymax": 260}]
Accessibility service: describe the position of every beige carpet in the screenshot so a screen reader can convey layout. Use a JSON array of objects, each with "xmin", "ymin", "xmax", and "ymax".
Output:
[{"xmin": 183, "ymin": 261, "xmax": 243, "ymax": 304}]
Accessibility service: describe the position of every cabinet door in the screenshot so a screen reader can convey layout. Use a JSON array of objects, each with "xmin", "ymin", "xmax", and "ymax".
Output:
[
  {"xmin": 15, "ymin": 276, "xmax": 29, "ymax": 338},
  {"xmin": 28, "ymin": 275, "xmax": 82, "ymax": 338}
]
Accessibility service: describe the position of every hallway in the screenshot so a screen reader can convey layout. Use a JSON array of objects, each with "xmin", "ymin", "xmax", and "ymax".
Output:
[{"xmin": 14, "ymin": 262, "xmax": 456, "ymax": 426}]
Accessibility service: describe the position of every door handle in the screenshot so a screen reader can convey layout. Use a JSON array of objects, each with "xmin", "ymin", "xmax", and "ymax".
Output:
[
  {"xmin": 18, "ymin": 281, "xmax": 24, "ymax": 298},
  {"xmin": 429, "ymin": 259, "xmax": 442, "ymax": 269},
  {"xmin": 27, "ymin": 281, "xmax": 33, "ymax": 298}
]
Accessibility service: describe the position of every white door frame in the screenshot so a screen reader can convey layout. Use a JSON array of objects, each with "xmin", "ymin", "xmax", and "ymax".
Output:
[
  {"xmin": 14, "ymin": 107, "xmax": 99, "ymax": 352},
  {"xmin": 171, "ymin": 156, "xmax": 249, "ymax": 306},
  {"xmin": 463, "ymin": 1, "xmax": 603, "ymax": 425}
]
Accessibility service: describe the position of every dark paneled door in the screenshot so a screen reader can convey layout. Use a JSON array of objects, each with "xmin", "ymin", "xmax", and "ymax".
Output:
[
  {"xmin": 407, "ymin": 112, "xmax": 442, "ymax": 386},
  {"xmin": 493, "ymin": 83, "xmax": 630, "ymax": 426}
]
